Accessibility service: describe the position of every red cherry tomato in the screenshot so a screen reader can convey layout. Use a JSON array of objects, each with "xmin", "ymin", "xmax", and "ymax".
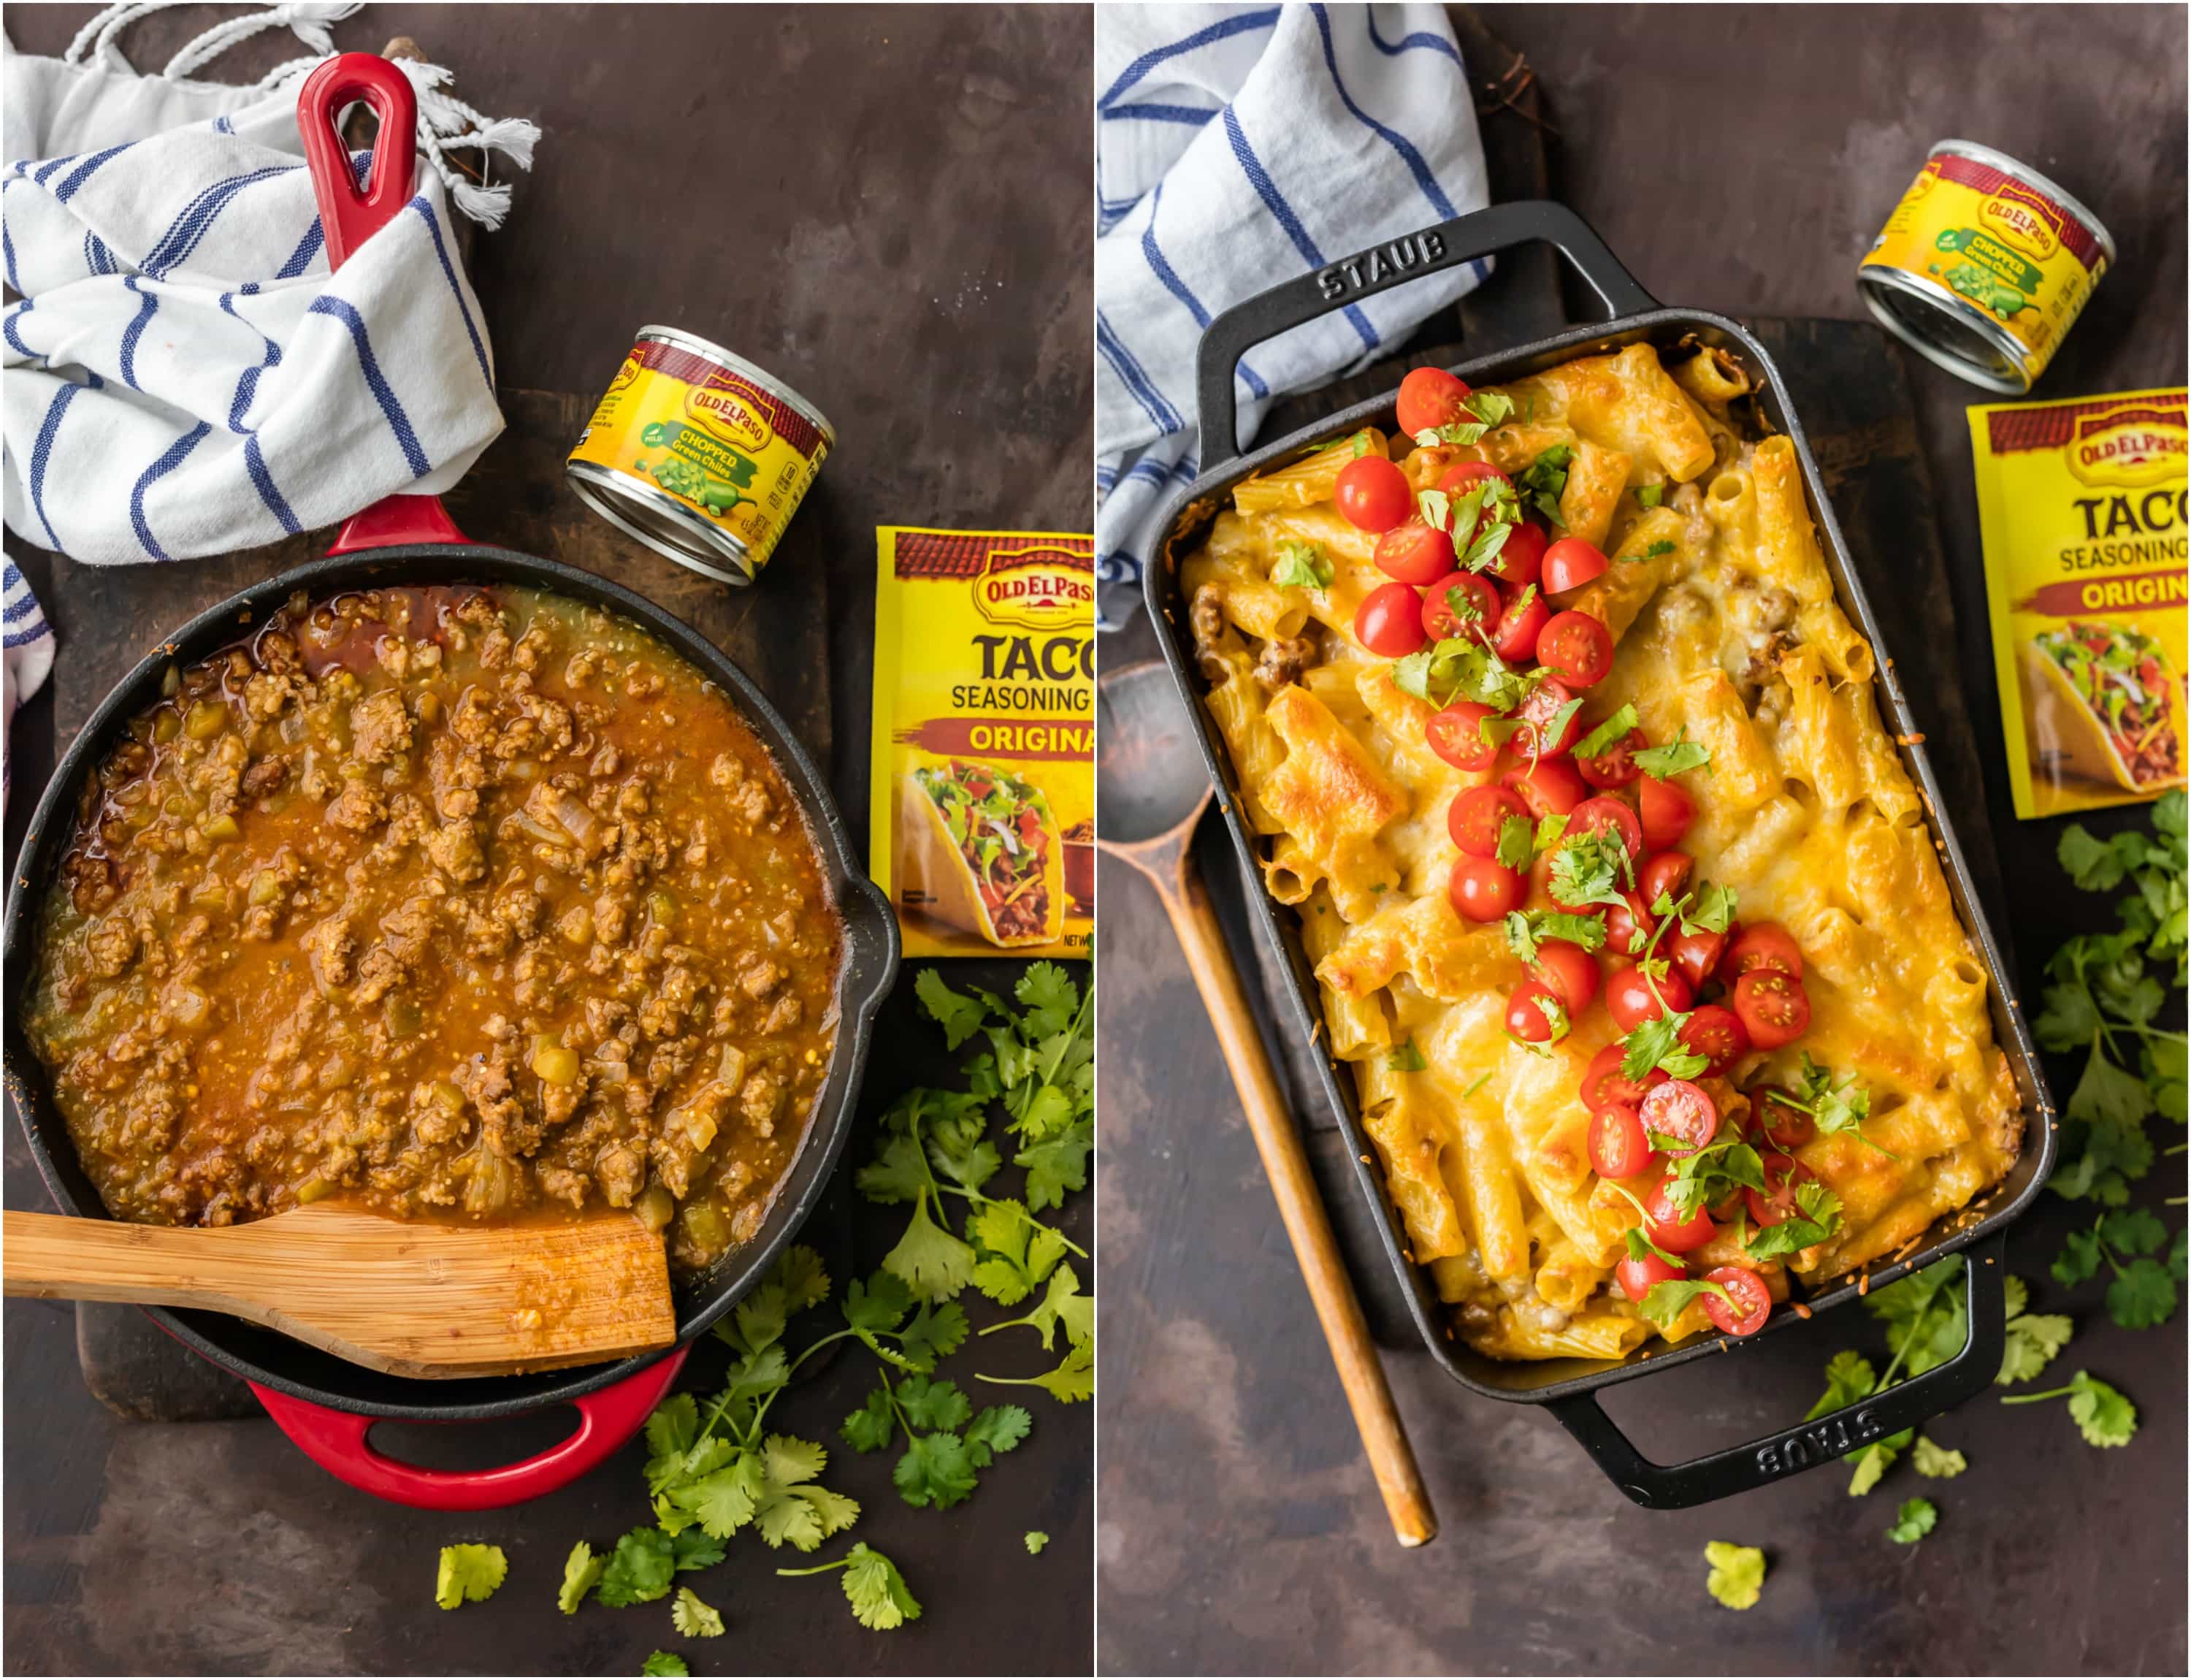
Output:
[
  {"xmin": 1502, "ymin": 756, "xmax": 1586, "ymax": 820},
  {"xmin": 1355, "ymin": 581, "xmax": 1429, "ymax": 657},
  {"xmin": 1542, "ymin": 536, "xmax": 1610, "ymax": 593},
  {"xmin": 1607, "ymin": 965, "xmax": 1694, "ymax": 1032},
  {"xmin": 1702, "ymin": 1266, "xmax": 1773, "ymax": 1336},
  {"xmin": 1745, "ymin": 1151, "xmax": 1818, "ymax": 1229},
  {"xmin": 1678, "ymin": 1003, "xmax": 1751, "ymax": 1078},
  {"xmin": 1576, "ymin": 726, "xmax": 1646, "ymax": 789},
  {"xmin": 1668, "ymin": 925, "xmax": 1729, "ymax": 991},
  {"xmin": 1424, "ymin": 700, "xmax": 1503, "ymax": 772},
  {"xmin": 1537, "ymin": 611, "xmax": 1614, "ymax": 687},
  {"xmin": 1588, "ymin": 1101, "xmax": 1653, "ymax": 1180},
  {"xmin": 1505, "ymin": 980, "xmax": 1568, "ymax": 1044},
  {"xmin": 1335, "ymin": 454, "xmax": 1412, "ymax": 532},
  {"xmin": 1733, "ymin": 969, "xmax": 1811, "ymax": 1050},
  {"xmin": 1436, "ymin": 459, "xmax": 1512, "ymax": 497},
  {"xmin": 1718, "ymin": 921, "xmax": 1805, "ymax": 985},
  {"xmin": 1754, "ymin": 1089, "xmax": 1817, "ymax": 1150},
  {"xmin": 1420, "ymin": 570, "xmax": 1502, "ymax": 641},
  {"xmin": 1448, "ymin": 784, "xmax": 1527, "ymax": 858},
  {"xmin": 1569, "ymin": 795, "xmax": 1643, "ymax": 860},
  {"xmin": 1396, "ymin": 367, "xmax": 1472, "ymax": 438},
  {"xmin": 1483, "ymin": 518, "xmax": 1547, "ymax": 587},
  {"xmin": 1515, "ymin": 678, "xmax": 1586, "ymax": 757},
  {"xmin": 1374, "ymin": 521, "xmax": 1455, "ymax": 585},
  {"xmin": 1581, "ymin": 1043, "xmax": 1667, "ymax": 1111},
  {"xmin": 1638, "ymin": 849, "xmax": 1695, "ymax": 910},
  {"xmin": 1640, "ymin": 1078, "xmax": 1719, "ymax": 1156},
  {"xmin": 1617, "ymin": 1250, "xmax": 1686, "ymax": 1304},
  {"xmin": 1637, "ymin": 773, "xmax": 1695, "ymax": 850},
  {"xmin": 1491, "ymin": 581, "xmax": 1549, "ymax": 661},
  {"xmin": 1643, "ymin": 1179, "xmax": 1718, "ymax": 1253},
  {"xmin": 1529, "ymin": 939, "xmax": 1601, "ymax": 1012},
  {"xmin": 1602, "ymin": 888, "xmax": 1656, "ymax": 959},
  {"xmin": 1450, "ymin": 854, "xmax": 1523, "ymax": 922}
]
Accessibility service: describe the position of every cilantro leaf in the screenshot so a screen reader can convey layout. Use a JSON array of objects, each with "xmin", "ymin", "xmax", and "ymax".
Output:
[
  {"xmin": 1018, "ymin": 1118, "xmax": 1093, "ymax": 1213},
  {"xmin": 1270, "ymin": 540, "xmax": 1334, "ymax": 590},
  {"xmin": 1847, "ymin": 1440, "xmax": 1900, "ymax": 1497},
  {"xmin": 2000, "ymin": 1369, "xmax": 2139, "ymax": 1446},
  {"xmin": 1575, "ymin": 703, "xmax": 1640, "ymax": 759},
  {"xmin": 642, "ymin": 1654, "xmax": 690, "ymax": 1677},
  {"xmin": 981, "ymin": 1338, "xmax": 1093, "ymax": 1403},
  {"xmin": 841, "ymin": 1387, "xmax": 895, "ymax": 1453},
  {"xmin": 1912, "ymin": 1436, "xmax": 1966, "ymax": 1478},
  {"xmin": 1636, "ymin": 483, "xmax": 1664, "ymax": 508},
  {"xmin": 882, "ymin": 1194, "xmax": 979, "ymax": 1303},
  {"xmin": 1641, "ymin": 538, "xmax": 1678, "ymax": 558},
  {"xmin": 559, "ymin": 1540, "xmax": 604, "ymax": 1614},
  {"xmin": 2107, "ymin": 1257, "xmax": 2177, "ymax": 1329},
  {"xmin": 825, "ymin": 1543, "xmax": 922, "ymax": 1630},
  {"xmin": 895, "ymin": 1375, "xmax": 974, "ymax": 1433},
  {"xmin": 1638, "ymin": 1276, "xmax": 1733, "ymax": 1329},
  {"xmin": 1388, "ymin": 1039, "xmax": 1428, "ymax": 1072},
  {"xmin": 2058, "ymin": 822, "xmax": 2129, "ymax": 891},
  {"xmin": 914, "ymin": 968, "xmax": 991, "ymax": 1048},
  {"xmin": 1808, "ymin": 1349, "xmax": 1878, "ymax": 1419},
  {"xmin": 1025, "ymin": 1530, "xmax": 1050, "ymax": 1556},
  {"xmin": 2101, "ymin": 1206, "xmax": 2168, "ymax": 1256},
  {"xmin": 1998, "ymin": 1282, "xmax": 2073, "ymax": 1387},
  {"xmin": 1634, "ymin": 729, "xmax": 1710, "ymax": 779},
  {"xmin": 965, "ymin": 1405, "xmax": 1033, "ymax": 1465},
  {"xmin": 598, "ymin": 1527, "xmax": 678, "ymax": 1607},
  {"xmin": 1744, "ymin": 1180, "xmax": 1842, "ymax": 1259},
  {"xmin": 1495, "ymin": 812, "xmax": 1538, "ymax": 872},
  {"xmin": 892, "ymin": 1429, "xmax": 979, "ymax": 1510},
  {"xmin": 435, "ymin": 1544, "xmax": 507, "ymax": 1610},
  {"xmin": 672, "ymin": 1585, "xmax": 726, "ymax": 1638},
  {"xmin": 1704, "ymin": 1541, "xmax": 1765, "ymax": 1610},
  {"xmin": 968, "ymin": 1198, "xmax": 1069, "ymax": 1307},
  {"xmin": 1517, "ymin": 443, "xmax": 1573, "ymax": 524},
  {"xmin": 1548, "ymin": 831, "xmax": 1633, "ymax": 913},
  {"xmin": 1886, "ymin": 1497, "xmax": 1938, "ymax": 1543}
]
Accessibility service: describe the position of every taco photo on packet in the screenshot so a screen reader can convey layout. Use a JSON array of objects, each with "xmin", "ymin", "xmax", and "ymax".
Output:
[
  {"xmin": 2019, "ymin": 620, "xmax": 2182, "ymax": 795},
  {"xmin": 899, "ymin": 759, "xmax": 1066, "ymax": 948}
]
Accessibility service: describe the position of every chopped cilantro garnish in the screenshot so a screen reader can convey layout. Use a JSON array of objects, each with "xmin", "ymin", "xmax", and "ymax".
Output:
[
  {"xmin": 1642, "ymin": 538, "xmax": 1678, "ymax": 558},
  {"xmin": 1636, "ymin": 483, "xmax": 1664, "ymax": 508},
  {"xmin": 1548, "ymin": 830, "xmax": 1634, "ymax": 912},
  {"xmin": 1575, "ymin": 703, "xmax": 1640, "ymax": 760},
  {"xmin": 1516, "ymin": 443, "xmax": 1574, "ymax": 525},
  {"xmin": 1388, "ymin": 1039, "xmax": 1428, "ymax": 1073},
  {"xmin": 1634, "ymin": 729, "xmax": 1710, "ymax": 779},
  {"xmin": 1270, "ymin": 540, "xmax": 1333, "ymax": 590}
]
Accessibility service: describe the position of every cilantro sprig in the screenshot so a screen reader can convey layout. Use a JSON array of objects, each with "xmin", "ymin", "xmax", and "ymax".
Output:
[
  {"xmin": 1634, "ymin": 728, "xmax": 1710, "ymax": 780},
  {"xmin": 1516, "ymin": 443, "xmax": 1572, "ymax": 525},
  {"xmin": 2052, "ymin": 1207, "xmax": 2178, "ymax": 1329},
  {"xmin": 1269, "ymin": 539, "xmax": 1333, "ymax": 590}
]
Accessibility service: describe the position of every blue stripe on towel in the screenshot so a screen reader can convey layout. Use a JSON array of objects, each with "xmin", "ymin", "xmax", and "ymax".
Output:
[
  {"xmin": 142, "ymin": 164, "xmax": 294, "ymax": 278},
  {"xmin": 1366, "ymin": 12, "xmax": 1465, "ymax": 66},
  {"xmin": 3, "ymin": 299, "xmax": 34, "ymax": 360},
  {"xmin": 1100, "ymin": 102, "xmax": 1220, "ymax": 126},
  {"xmin": 244, "ymin": 435, "xmax": 301, "ymax": 534},
  {"xmin": 1311, "ymin": 5, "xmax": 1458, "ymax": 219},
  {"xmin": 1220, "ymin": 107, "xmax": 1379, "ymax": 351},
  {"xmin": 1095, "ymin": 310, "xmax": 1182, "ymax": 436},
  {"xmin": 1100, "ymin": 7, "xmax": 1281, "ymax": 109},
  {"xmin": 28, "ymin": 382, "xmax": 87, "ymax": 550},
  {"xmin": 306, "ymin": 295, "xmax": 432, "ymax": 477},
  {"xmin": 409, "ymin": 195, "xmax": 490, "ymax": 384},
  {"xmin": 219, "ymin": 291, "xmax": 284, "ymax": 432},
  {"xmin": 55, "ymin": 140, "xmax": 135, "ymax": 202},
  {"xmin": 275, "ymin": 219, "xmax": 324, "ymax": 279},
  {"xmin": 118, "ymin": 277, "xmax": 159, "ymax": 389},
  {"xmin": 1140, "ymin": 186, "xmax": 1270, "ymax": 400},
  {"xmin": 130, "ymin": 421, "xmax": 213, "ymax": 561}
]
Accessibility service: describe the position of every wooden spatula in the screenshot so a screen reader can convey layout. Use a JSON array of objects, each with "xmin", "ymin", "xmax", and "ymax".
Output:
[{"xmin": 3, "ymin": 1204, "xmax": 678, "ymax": 1379}]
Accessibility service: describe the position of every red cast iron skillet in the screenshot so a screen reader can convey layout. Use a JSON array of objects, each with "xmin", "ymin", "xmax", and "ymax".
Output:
[
  {"xmin": 1144, "ymin": 199, "xmax": 2057, "ymax": 1508},
  {"xmin": 1, "ymin": 56, "xmax": 897, "ymax": 1511}
]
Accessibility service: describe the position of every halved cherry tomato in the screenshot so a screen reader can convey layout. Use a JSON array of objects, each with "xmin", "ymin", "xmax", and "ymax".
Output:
[
  {"xmin": 1668, "ymin": 924, "xmax": 1729, "ymax": 991},
  {"xmin": 1607, "ymin": 965, "xmax": 1694, "ymax": 1032},
  {"xmin": 1542, "ymin": 536, "xmax": 1609, "ymax": 593},
  {"xmin": 1450, "ymin": 854, "xmax": 1523, "ymax": 921},
  {"xmin": 1396, "ymin": 367, "xmax": 1472, "ymax": 438},
  {"xmin": 1425, "ymin": 700, "xmax": 1503, "ymax": 771},
  {"xmin": 1448, "ymin": 784, "xmax": 1526, "ymax": 858},
  {"xmin": 1355, "ymin": 581, "xmax": 1429, "ymax": 657},
  {"xmin": 1515, "ymin": 677, "xmax": 1586, "ymax": 757},
  {"xmin": 1537, "ymin": 611, "xmax": 1614, "ymax": 687},
  {"xmin": 1506, "ymin": 980, "xmax": 1568, "ymax": 1044},
  {"xmin": 1335, "ymin": 454, "xmax": 1413, "ymax": 532},
  {"xmin": 1420, "ymin": 570, "xmax": 1502, "ymax": 641},
  {"xmin": 1637, "ymin": 772, "xmax": 1696, "ymax": 850},
  {"xmin": 1502, "ymin": 755, "xmax": 1586, "ymax": 820},
  {"xmin": 1754, "ymin": 1089, "xmax": 1816, "ymax": 1150},
  {"xmin": 1436, "ymin": 459, "xmax": 1512, "ymax": 497},
  {"xmin": 1643, "ymin": 1179, "xmax": 1717, "ymax": 1253},
  {"xmin": 1582, "ymin": 1044, "xmax": 1668, "ymax": 1110},
  {"xmin": 1374, "ymin": 521, "xmax": 1454, "ymax": 585},
  {"xmin": 1576, "ymin": 725, "xmax": 1647, "ymax": 789},
  {"xmin": 1678, "ymin": 1003, "xmax": 1750, "ymax": 1078},
  {"xmin": 1588, "ymin": 1101, "xmax": 1652, "ymax": 1180},
  {"xmin": 1492, "ymin": 582, "xmax": 1548, "ymax": 663},
  {"xmin": 1529, "ymin": 939, "xmax": 1601, "ymax": 1012},
  {"xmin": 1617, "ymin": 1250, "xmax": 1686, "ymax": 1304},
  {"xmin": 1702, "ymin": 1265, "xmax": 1773, "ymax": 1336},
  {"xmin": 1733, "ymin": 969, "xmax": 1811, "ymax": 1050},
  {"xmin": 1569, "ymin": 795, "xmax": 1643, "ymax": 860},
  {"xmin": 1718, "ymin": 921, "xmax": 1805, "ymax": 985},
  {"xmin": 1640, "ymin": 1078, "xmax": 1718, "ymax": 1156},
  {"xmin": 1745, "ymin": 1151, "xmax": 1817, "ymax": 1229},
  {"xmin": 1602, "ymin": 888, "xmax": 1656, "ymax": 958},
  {"xmin": 1483, "ymin": 518, "xmax": 1547, "ymax": 587},
  {"xmin": 1637, "ymin": 849, "xmax": 1695, "ymax": 909}
]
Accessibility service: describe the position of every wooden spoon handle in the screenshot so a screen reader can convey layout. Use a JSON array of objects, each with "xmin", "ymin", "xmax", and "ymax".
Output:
[
  {"xmin": 3, "ymin": 1209, "xmax": 259, "ymax": 1312},
  {"xmin": 1158, "ymin": 859, "xmax": 1438, "ymax": 1548}
]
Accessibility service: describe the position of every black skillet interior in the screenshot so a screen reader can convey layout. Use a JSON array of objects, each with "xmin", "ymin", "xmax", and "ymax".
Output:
[
  {"xmin": 1, "ymin": 545, "xmax": 898, "ymax": 1420},
  {"xmin": 1143, "ymin": 200, "xmax": 2055, "ymax": 1503}
]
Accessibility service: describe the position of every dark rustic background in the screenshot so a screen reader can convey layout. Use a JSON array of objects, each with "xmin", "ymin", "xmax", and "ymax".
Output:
[
  {"xmin": 1096, "ymin": 5, "xmax": 2187, "ymax": 1676},
  {"xmin": 2, "ymin": 6, "xmax": 1093, "ymax": 1676}
]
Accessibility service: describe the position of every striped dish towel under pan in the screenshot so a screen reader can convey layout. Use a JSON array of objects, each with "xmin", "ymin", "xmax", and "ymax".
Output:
[{"xmin": 1094, "ymin": 2, "xmax": 1492, "ymax": 627}]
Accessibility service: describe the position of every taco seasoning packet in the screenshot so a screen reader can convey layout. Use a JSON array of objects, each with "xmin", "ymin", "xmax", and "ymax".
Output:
[
  {"xmin": 1970, "ymin": 388, "xmax": 2187, "ymax": 818},
  {"xmin": 871, "ymin": 527, "xmax": 1095, "ymax": 957}
]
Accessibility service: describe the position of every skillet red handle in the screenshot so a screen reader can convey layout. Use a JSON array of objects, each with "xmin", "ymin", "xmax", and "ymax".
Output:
[
  {"xmin": 246, "ymin": 1348, "xmax": 688, "ymax": 1511},
  {"xmin": 295, "ymin": 52, "xmax": 473, "ymax": 554}
]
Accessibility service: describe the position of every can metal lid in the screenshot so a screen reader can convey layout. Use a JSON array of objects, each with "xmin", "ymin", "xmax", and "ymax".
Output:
[
  {"xmin": 1857, "ymin": 265, "xmax": 2032, "ymax": 394},
  {"xmin": 1930, "ymin": 140, "xmax": 2119, "ymax": 266},
  {"xmin": 567, "ymin": 460, "xmax": 755, "ymax": 587},
  {"xmin": 634, "ymin": 325, "xmax": 838, "ymax": 447}
]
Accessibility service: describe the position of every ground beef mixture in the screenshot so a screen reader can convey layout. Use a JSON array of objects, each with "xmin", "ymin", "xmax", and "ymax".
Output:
[{"xmin": 26, "ymin": 585, "xmax": 842, "ymax": 1274}]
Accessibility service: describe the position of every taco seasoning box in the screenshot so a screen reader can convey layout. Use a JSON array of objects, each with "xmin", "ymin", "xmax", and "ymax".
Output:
[
  {"xmin": 871, "ymin": 527, "xmax": 1096, "ymax": 958},
  {"xmin": 1858, "ymin": 141, "xmax": 2115, "ymax": 394},
  {"xmin": 1970, "ymin": 388, "xmax": 2187, "ymax": 818},
  {"xmin": 567, "ymin": 327, "xmax": 833, "ymax": 584}
]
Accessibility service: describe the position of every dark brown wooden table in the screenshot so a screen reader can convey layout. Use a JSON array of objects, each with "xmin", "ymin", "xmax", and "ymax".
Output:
[
  {"xmin": 3, "ymin": 7, "xmax": 1093, "ymax": 1675},
  {"xmin": 1097, "ymin": 6, "xmax": 2187, "ymax": 1675}
]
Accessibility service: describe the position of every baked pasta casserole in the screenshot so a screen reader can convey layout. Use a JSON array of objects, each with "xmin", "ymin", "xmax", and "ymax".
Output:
[{"xmin": 1180, "ymin": 342, "xmax": 2023, "ymax": 1360}]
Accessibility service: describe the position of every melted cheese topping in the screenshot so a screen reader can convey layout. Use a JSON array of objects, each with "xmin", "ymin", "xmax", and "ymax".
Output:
[{"xmin": 1181, "ymin": 343, "xmax": 2022, "ymax": 1362}]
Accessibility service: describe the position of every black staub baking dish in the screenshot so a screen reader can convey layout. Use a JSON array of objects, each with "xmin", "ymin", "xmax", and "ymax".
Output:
[{"xmin": 1143, "ymin": 199, "xmax": 2056, "ymax": 1508}]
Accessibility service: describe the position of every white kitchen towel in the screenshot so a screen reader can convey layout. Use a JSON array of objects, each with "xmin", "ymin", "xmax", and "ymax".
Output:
[
  {"xmin": 1, "ymin": 3, "xmax": 538, "ymax": 794},
  {"xmin": 1094, "ymin": 2, "xmax": 1492, "ymax": 627}
]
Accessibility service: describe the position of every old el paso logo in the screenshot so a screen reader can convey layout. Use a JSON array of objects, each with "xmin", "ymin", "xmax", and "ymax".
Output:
[
  {"xmin": 1981, "ymin": 190, "xmax": 2060, "ymax": 261},
  {"xmin": 974, "ymin": 545, "xmax": 1093, "ymax": 630},
  {"xmin": 1317, "ymin": 231, "xmax": 1447, "ymax": 300},
  {"xmin": 683, "ymin": 381, "xmax": 771, "ymax": 453},
  {"xmin": 2068, "ymin": 410, "xmax": 2188, "ymax": 489}
]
